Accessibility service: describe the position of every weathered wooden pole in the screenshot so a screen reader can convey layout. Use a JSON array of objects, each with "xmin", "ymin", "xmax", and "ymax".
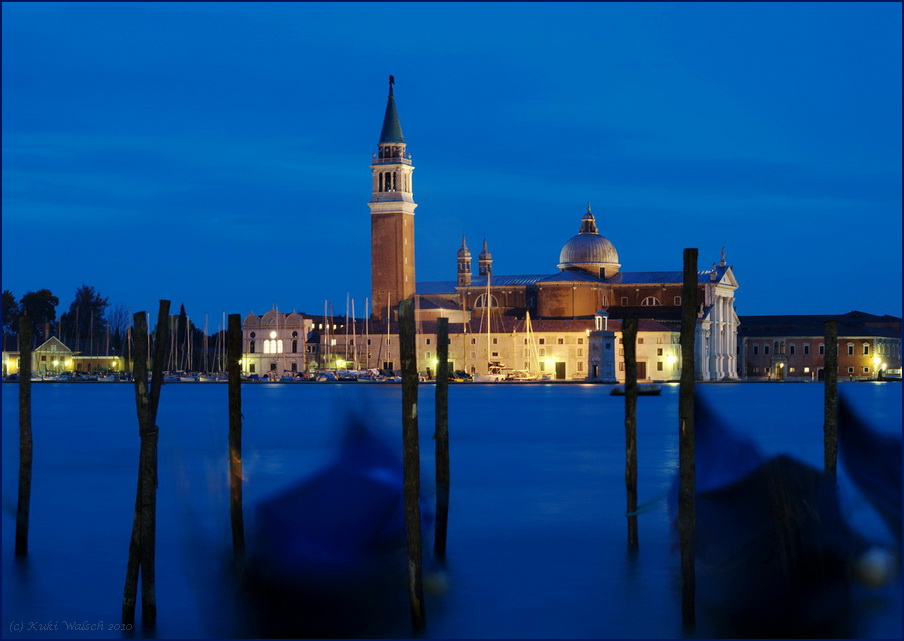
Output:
[
  {"xmin": 123, "ymin": 315, "xmax": 147, "ymax": 624},
  {"xmin": 399, "ymin": 298, "xmax": 426, "ymax": 631},
  {"xmin": 678, "ymin": 249, "xmax": 697, "ymax": 632},
  {"xmin": 434, "ymin": 317, "xmax": 450, "ymax": 561},
  {"xmin": 622, "ymin": 316, "xmax": 639, "ymax": 552},
  {"xmin": 824, "ymin": 320, "xmax": 838, "ymax": 478},
  {"xmin": 15, "ymin": 316, "xmax": 33, "ymax": 557},
  {"xmin": 227, "ymin": 314, "xmax": 245, "ymax": 567},
  {"xmin": 123, "ymin": 300, "xmax": 170, "ymax": 626}
]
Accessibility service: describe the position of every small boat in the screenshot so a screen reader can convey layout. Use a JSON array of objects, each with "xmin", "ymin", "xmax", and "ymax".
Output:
[
  {"xmin": 242, "ymin": 417, "xmax": 434, "ymax": 637},
  {"xmin": 838, "ymin": 396, "xmax": 902, "ymax": 543},
  {"xmin": 505, "ymin": 370, "xmax": 537, "ymax": 381},
  {"xmin": 610, "ymin": 383, "xmax": 661, "ymax": 396},
  {"xmin": 669, "ymin": 392, "xmax": 892, "ymax": 637}
]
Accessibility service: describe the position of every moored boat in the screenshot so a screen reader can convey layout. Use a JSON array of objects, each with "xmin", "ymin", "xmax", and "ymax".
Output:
[{"xmin": 242, "ymin": 417, "xmax": 435, "ymax": 637}]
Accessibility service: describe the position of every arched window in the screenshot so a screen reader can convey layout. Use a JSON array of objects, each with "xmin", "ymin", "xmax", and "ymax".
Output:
[
  {"xmin": 263, "ymin": 340, "xmax": 271, "ymax": 354},
  {"xmin": 641, "ymin": 297, "xmax": 661, "ymax": 306},
  {"xmin": 249, "ymin": 340, "xmax": 256, "ymax": 353},
  {"xmin": 277, "ymin": 340, "xmax": 284, "ymax": 353},
  {"xmin": 292, "ymin": 340, "xmax": 298, "ymax": 353},
  {"xmin": 476, "ymin": 293, "xmax": 498, "ymax": 308}
]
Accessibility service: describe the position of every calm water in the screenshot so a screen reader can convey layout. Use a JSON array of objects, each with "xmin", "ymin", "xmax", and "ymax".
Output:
[{"xmin": 2, "ymin": 381, "xmax": 901, "ymax": 639}]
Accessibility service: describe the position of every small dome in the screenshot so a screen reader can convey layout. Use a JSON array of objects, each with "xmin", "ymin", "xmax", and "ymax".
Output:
[{"xmin": 557, "ymin": 206, "xmax": 620, "ymax": 275}]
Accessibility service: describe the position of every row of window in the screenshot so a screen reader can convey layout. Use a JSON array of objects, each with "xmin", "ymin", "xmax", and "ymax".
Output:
[
  {"xmin": 751, "ymin": 342, "xmax": 819, "ymax": 356},
  {"xmin": 619, "ymin": 347, "xmax": 671, "ymax": 356},
  {"xmin": 617, "ymin": 361, "xmax": 674, "ymax": 371},
  {"xmin": 751, "ymin": 366, "xmax": 873, "ymax": 375},
  {"xmin": 750, "ymin": 342, "xmax": 879, "ymax": 357},
  {"xmin": 249, "ymin": 339, "xmax": 299, "ymax": 354},
  {"xmin": 619, "ymin": 337, "xmax": 676, "ymax": 345},
  {"xmin": 377, "ymin": 171, "xmax": 410, "ymax": 192},
  {"xmin": 248, "ymin": 331, "xmax": 299, "ymax": 339}
]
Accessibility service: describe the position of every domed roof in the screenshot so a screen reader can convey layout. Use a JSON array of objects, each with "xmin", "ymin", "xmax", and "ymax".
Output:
[{"xmin": 557, "ymin": 205, "xmax": 620, "ymax": 274}]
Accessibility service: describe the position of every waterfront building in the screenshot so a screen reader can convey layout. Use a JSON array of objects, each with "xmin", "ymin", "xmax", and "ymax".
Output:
[
  {"xmin": 2, "ymin": 336, "xmax": 121, "ymax": 376},
  {"xmin": 738, "ymin": 311, "xmax": 902, "ymax": 381},
  {"xmin": 240, "ymin": 310, "xmax": 312, "ymax": 377}
]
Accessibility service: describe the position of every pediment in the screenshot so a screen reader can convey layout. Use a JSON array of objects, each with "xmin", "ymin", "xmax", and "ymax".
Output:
[{"xmin": 35, "ymin": 336, "xmax": 72, "ymax": 354}]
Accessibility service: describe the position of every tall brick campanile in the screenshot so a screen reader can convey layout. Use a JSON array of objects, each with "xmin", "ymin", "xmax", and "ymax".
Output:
[{"xmin": 369, "ymin": 76, "xmax": 416, "ymax": 321}]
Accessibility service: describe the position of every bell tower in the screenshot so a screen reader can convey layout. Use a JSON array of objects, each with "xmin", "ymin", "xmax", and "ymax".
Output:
[
  {"xmin": 457, "ymin": 235, "xmax": 472, "ymax": 286},
  {"xmin": 369, "ymin": 75, "xmax": 417, "ymax": 321}
]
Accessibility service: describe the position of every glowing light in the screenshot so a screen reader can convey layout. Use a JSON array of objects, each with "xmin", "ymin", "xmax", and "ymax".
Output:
[
  {"xmin": 666, "ymin": 354, "xmax": 677, "ymax": 365},
  {"xmin": 872, "ymin": 355, "xmax": 881, "ymax": 367},
  {"xmin": 335, "ymin": 359, "xmax": 345, "ymax": 369},
  {"xmin": 52, "ymin": 359, "xmax": 59, "ymax": 367},
  {"xmin": 269, "ymin": 331, "xmax": 277, "ymax": 339}
]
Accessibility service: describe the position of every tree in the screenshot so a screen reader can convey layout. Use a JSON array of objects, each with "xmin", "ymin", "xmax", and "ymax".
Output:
[
  {"xmin": 58, "ymin": 285, "xmax": 109, "ymax": 353},
  {"xmin": 19, "ymin": 289, "xmax": 59, "ymax": 344},
  {"xmin": 107, "ymin": 303, "xmax": 131, "ymax": 352},
  {"xmin": 2, "ymin": 290, "xmax": 20, "ymax": 351}
]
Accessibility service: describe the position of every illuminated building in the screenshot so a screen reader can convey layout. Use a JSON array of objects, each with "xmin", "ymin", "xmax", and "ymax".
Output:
[{"xmin": 738, "ymin": 311, "xmax": 902, "ymax": 381}]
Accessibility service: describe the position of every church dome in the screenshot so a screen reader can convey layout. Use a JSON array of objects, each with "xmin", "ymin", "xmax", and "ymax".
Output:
[{"xmin": 557, "ymin": 205, "xmax": 620, "ymax": 277}]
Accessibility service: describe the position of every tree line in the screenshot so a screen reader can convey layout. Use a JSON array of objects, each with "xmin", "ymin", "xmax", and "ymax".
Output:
[{"xmin": 2, "ymin": 286, "xmax": 224, "ymax": 371}]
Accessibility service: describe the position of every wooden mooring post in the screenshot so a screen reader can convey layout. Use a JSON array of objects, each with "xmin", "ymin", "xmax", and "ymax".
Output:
[
  {"xmin": 122, "ymin": 300, "xmax": 170, "ymax": 626},
  {"xmin": 399, "ymin": 298, "xmax": 426, "ymax": 631},
  {"xmin": 15, "ymin": 317, "xmax": 33, "ymax": 557},
  {"xmin": 434, "ymin": 317, "xmax": 450, "ymax": 561},
  {"xmin": 678, "ymin": 249, "xmax": 697, "ymax": 632},
  {"xmin": 227, "ymin": 314, "xmax": 245, "ymax": 567},
  {"xmin": 622, "ymin": 317, "xmax": 639, "ymax": 552},
  {"xmin": 823, "ymin": 320, "xmax": 838, "ymax": 478}
]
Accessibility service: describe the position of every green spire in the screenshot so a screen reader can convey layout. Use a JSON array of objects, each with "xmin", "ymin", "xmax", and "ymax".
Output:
[{"xmin": 379, "ymin": 75, "xmax": 405, "ymax": 144}]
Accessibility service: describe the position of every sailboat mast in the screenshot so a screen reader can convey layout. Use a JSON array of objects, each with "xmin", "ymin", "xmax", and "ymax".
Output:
[
  {"xmin": 351, "ymin": 298, "xmax": 358, "ymax": 369},
  {"xmin": 386, "ymin": 293, "xmax": 391, "ymax": 370},
  {"xmin": 345, "ymin": 293, "xmax": 350, "ymax": 366},
  {"xmin": 485, "ymin": 269, "xmax": 491, "ymax": 375}
]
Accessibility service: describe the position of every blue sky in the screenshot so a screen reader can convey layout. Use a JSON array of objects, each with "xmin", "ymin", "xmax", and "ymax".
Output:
[{"xmin": 2, "ymin": 2, "xmax": 901, "ymax": 327}]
